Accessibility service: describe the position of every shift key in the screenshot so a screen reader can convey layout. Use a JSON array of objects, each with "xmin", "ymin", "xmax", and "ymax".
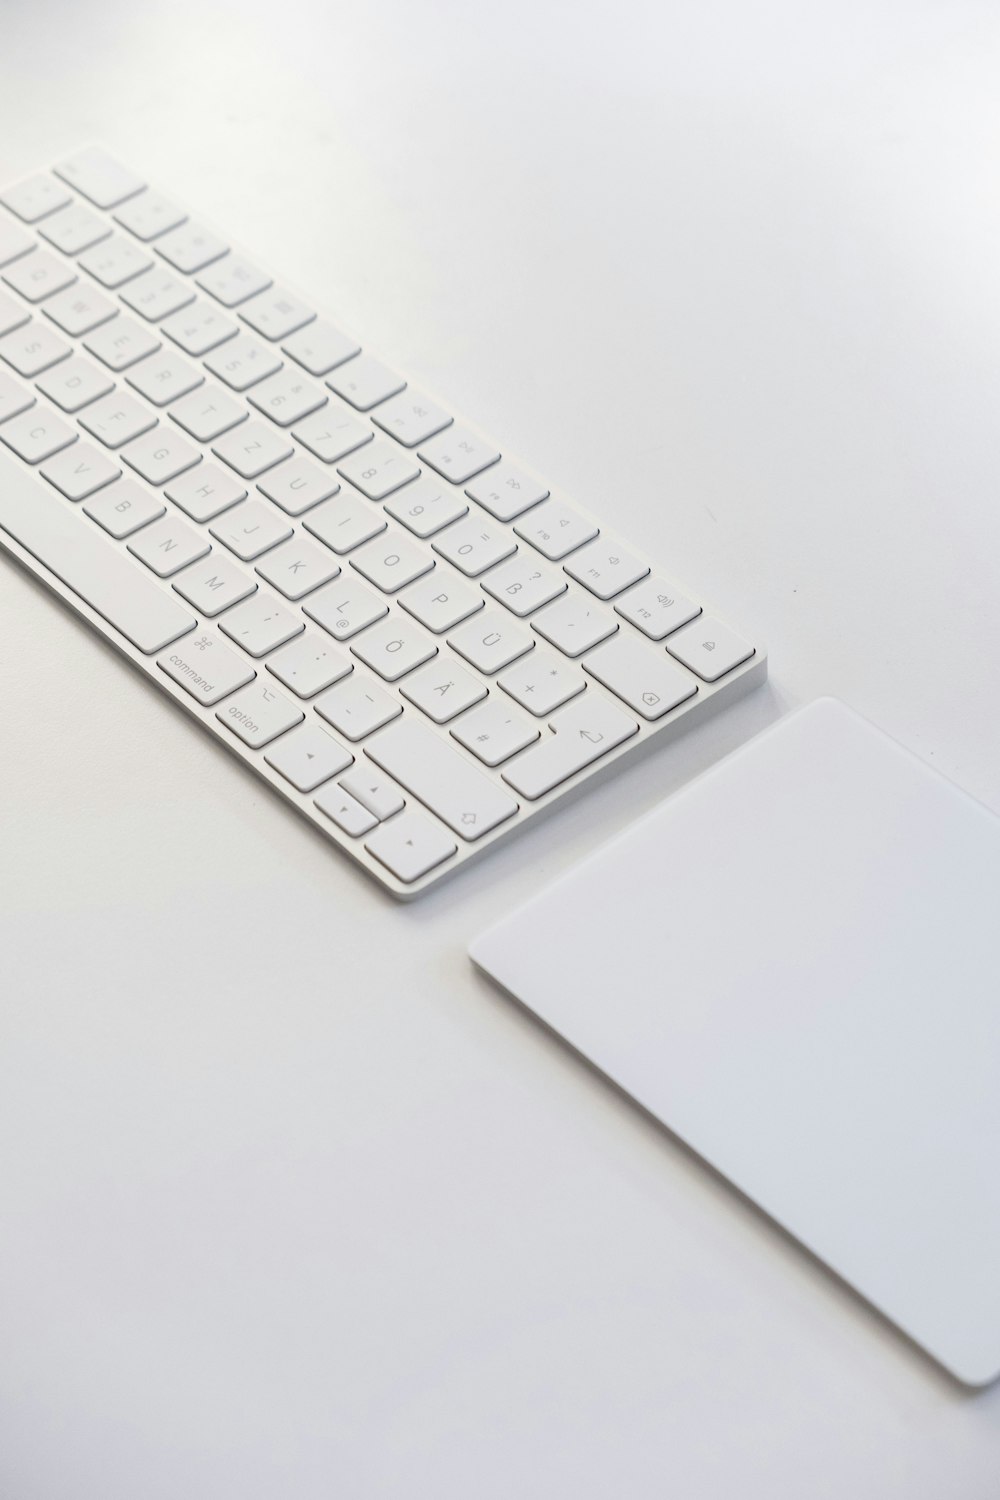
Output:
[{"xmin": 365, "ymin": 719, "xmax": 518, "ymax": 840}]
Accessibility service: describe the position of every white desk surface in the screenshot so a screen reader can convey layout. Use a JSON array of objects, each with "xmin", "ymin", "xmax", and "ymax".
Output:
[{"xmin": 1, "ymin": 1, "xmax": 998, "ymax": 1494}]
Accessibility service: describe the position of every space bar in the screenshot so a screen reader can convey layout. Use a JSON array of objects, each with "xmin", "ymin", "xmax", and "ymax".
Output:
[{"xmin": 0, "ymin": 448, "xmax": 196, "ymax": 654}]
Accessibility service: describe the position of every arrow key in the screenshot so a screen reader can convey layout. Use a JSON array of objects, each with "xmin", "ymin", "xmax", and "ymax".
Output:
[
  {"xmin": 365, "ymin": 810, "xmax": 458, "ymax": 884},
  {"xmin": 264, "ymin": 721, "xmax": 353, "ymax": 792},
  {"xmin": 339, "ymin": 768, "xmax": 405, "ymax": 821}
]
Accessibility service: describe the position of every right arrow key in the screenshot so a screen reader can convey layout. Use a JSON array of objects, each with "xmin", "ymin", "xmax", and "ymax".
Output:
[{"xmin": 502, "ymin": 697, "xmax": 639, "ymax": 801}]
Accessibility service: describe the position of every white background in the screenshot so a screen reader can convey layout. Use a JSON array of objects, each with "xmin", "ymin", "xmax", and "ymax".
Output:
[{"xmin": 2, "ymin": 1, "xmax": 999, "ymax": 1495}]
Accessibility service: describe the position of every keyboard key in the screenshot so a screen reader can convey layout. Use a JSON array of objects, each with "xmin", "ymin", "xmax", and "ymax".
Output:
[
  {"xmin": 215, "ymin": 680, "xmax": 304, "ymax": 748},
  {"xmin": 583, "ymin": 635, "xmax": 697, "ymax": 720},
  {"xmin": 161, "ymin": 302, "xmax": 238, "ymax": 356},
  {"xmin": 481, "ymin": 556, "xmax": 567, "ymax": 617},
  {"xmin": 448, "ymin": 608, "xmax": 533, "ymax": 673},
  {"xmin": 78, "ymin": 236, "xmax": 153, "ymax": 288},
  {"xmin": 172, "ymin": 555, "xmax": 256, "ymax": 616},
  {"xmin": 450, "ymin": 700, "xmax": 539, "ymax": 767},
  {"xmin": 0, "ymin": 287, "xmax": 30, "ymax": 337},
  {"xmin": 0, "ymin": 217, "xmax": 35, "ymax": 267},
  {"xmin": 126, "ymin": 348, "xmax": 203, "ymax": 406},
  {"xmin": 372, "ymin": 389, "xmax": 452, "ymax": 448},
  {"xmin": 398, "ymin": 572, "xmax": 483, "ymax": 633},
  {"xmin": 614, "ymin": 576, "xmax": 701, "ymax": 639},
  {"xmin": 339, "ymin": 442, "xmax": 420, "ymax": 502},
  {"xmin": 209, "ymin": 498, "xmax": 292, "ymax": 560},
  {"xmin": 41, "ymin": 441, "xmax": 121, "ymax": 501},
  {"xmin": 258, "ymin": 454, "xmax": 338, "ymax": 516},
  {"xmin": 165, "ymin": 462, "xmax": 246, "ymax": 522},
  {"xmin": 39, "ymin": 203, "xmax": 110, "ymax": 256},
  {"xmin": 83, "ymin": 477, "xmax": 165, "ymax": 537},
  {"xmin": 282, "ymin": 319, "xmax": 359, "ymax": 376},
  {"xmin": 302, "ymin": 492, "xmax": 386, "ymax": 554},
  {"xmin": 339, "ymin": 769, "xmax": 405, "ymax": 822},
  {"xmin": 197, "ymin": 254, "xmax": 271, "ymax": 307},
  {"xmin": 418, "ymin": 426, "xmax": 499, "ymax": 484},
  {"xmin": 383, "ymin": 474, "xmax": 468, "ymax": 537},
  {"xmin": 365, "ymin": 718, "xmax": 518, "ymax": 842},
  {"xmin": 350, "ymin": 531, "xmax": 434, "ymax": 592},
  {"xmin": 314, "ymin": 673, "xmax": 401, "ymax": 740},
  {"xmin": 127, "ymin": 516, "xmax": 210, "ymax": 577},
  {"xmin": 326, "ymin": 352, "xmax": 405, "ymax": 411},
  {"xmin": 219, "ymin": 593, "xmax": 303, "ymax": 657},
  {"xmin": 498, "ymin": 650, "xmax": 586, "ymax": 717},
  {"xmin": 248, "ymin": 366, "xmax": 326, "ymax": 427},
  {"xmin": 84, "ymin": 313, "xmax": 160, "ymax": 370},
  {"xmin": 55, "ymin": 148, "xmax": 144, "ymax": 209},
  {"xmin": 364, "ymin": 811, "xmax": 457, "ymax": 884},
  {"xmin": 169, "ymin": 385, "xmax": 247, "ymax": 442},
  {"xmin": 205, "ymin": 335, "xmax": 282, "ymax": 391},
  {"xmin": 43, "ymin": 283, "xmax": 117, "ymax": 336},
  {"xmin": 0, "ymin": 320, "xmax": 71, "ymax": 377},
  {"xmin": 400, "ymin": 658, "xmax": 488, "ymax": 724},
  {"xmin": 315, "ymin": 785, "xmax": 377, "ymax": 838},
  {"xmin": 0, "ymin": 369, "xmax": 34, "ymax": 422},
  {"xmin": 432, "ymin": 516, "xmax": 516, "ymax": 577},
  {"xmin": 265, "ymin": 722, "xmax": 352, "ymax": 792},
  {"xmin": 239, "ymin": 286, "xmax": 314, "ymax": 341},
  {"xmin": 113, "ymin": 191, "xmax": 186, "ymax": 242},
  {"xmin": 532, "ymin": 593, "xmax": 618, "ymax": 656},
  {"xmin": 514, "ymin": 497, "xmax": 598, "ymax": 560},
  {"xmin": 292, "ymin": 406, "xmax": 373, "ymax": 464},
  {"xmin": 120, "ymin": 268, "xmax": 195, "ymax": 322},
  {"xmin": 255, "ymin": 535, "xmax": 340, "ymax": 599},
  {"xmin": 156, "ymin": 221, "xmax": 228, "ymax": 274},
  {"xmin": 501, "ymin": 696, "xmax": 639, "ymax": 801},
  {"xmin": 266, "ymin": 632, "xmax": 351, "ymax": 698},
  {"xmin": 0, "ymin": 408, "xmax": 76, "ymax": 463},
  {"xmin": 350, "ymin": 617, "xmax": 437, "ymax": 681},
  {"xmin": 78, "ymin": 391, "xmax": 157, "ymax": 448},
  {"xmin": 302, "ymin": 578, "xmax": 388, "ymax": 640},
  {"xmin": 665, "ymin": 615, "xmax": 755, "ymax": 682},
  {"xmin": 158, "ymin": 632, "xmax": 255, "ymax": 706},
  {"xmin": 122, "ymin": 427, "xmax": 200, "ymax": 484},
  {"xmin": 3, "ymin": 247, "xmax": 76, "ymax": 303},
  {"xmin": 0, "ymin": 174, "xmax": 71, "ymax": 223},
  {"xmin": 564, "ymin": 538, "xmax": 649, "ymax": 599},
  {"xmin": 36, "ymin": 355, "xmax": 114, "ymax": 412},
  {"xmin": 466, "ymin": 463, "xmax": 548, "ymax": 522},
  {"xmin": 212, "ymin": 420, "xmax": 293, "ymax": 479}
]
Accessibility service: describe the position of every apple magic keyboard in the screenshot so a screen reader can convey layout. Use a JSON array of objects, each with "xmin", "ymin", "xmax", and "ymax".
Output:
[{"xmin": 0, "ymin": 148, "xmax": 766, "ymax": 898}]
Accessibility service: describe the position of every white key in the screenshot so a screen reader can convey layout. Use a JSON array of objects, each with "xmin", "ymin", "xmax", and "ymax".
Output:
[
  {"xmin": 302, "ymin": 492, "xmax": 386, "ymax": 554},
  {"xmin": 398, "ymin": 572, "xmax": 483, "ymax": 633},
  {"xmin": 172, "ymin": 555, "xmax": 257, "ymax": 616},
  {"xmin": 0, "ymin": 218, "xmax": 33, "ymax": 267},
  {"xmin": 283, "ymin": 319, "xmax": 360, "ymax": 376},
  {"xmin": 0, "ymin": 175, "xmax": 71, "ymax": 223},
  {"xmin": 564, "ymin": 537, "xmax": 649, "ymax": 599},
  {"xmin": 532, "ymin": 593, "xmax": 618, "ymax": 656},
  {"xmin": 501, "ymin": 696, "xmax": 639, "ymax": 801},
  {"xmin": 78, "ymin": 391, "xmax": 157, "ymax": 448},
  {"xmin": 339, "ymin": 768, "xmax": 405, "ymax": 821},
  {"xmin": 293, "ymin": 406, "xmax": 373, "ymax": 464},
  {"xmin": 155, "ymin": 221, "xmax": 228, "ymax": 274},
  {"xmin": 432, "ymin": 516, "xmax": 516, "ymax": 577},
  {"xmin": 301, "ymin": 579, "xmax": 388, "ymax": 640},
  {"xmin": 366, "ymin": 719, "xmax": 518, "ymax": 841},
  {"xmin": 204, "ymin": 335, "xmax": 282, "ymax": 391},
  {"xmin": 216, "ymin": 680, "xmax": 303, "ymax": 748},
  {"xmin": 2, "ymin": 246, "xmax": 73, "ymax": 304},
  {"xmin": 514, "ymin": 497, "xmax": 598, "ymax": 560},
  {"xmin": 38, "ymin": 203, "xmax": 110, "ymax": 256},
  {"xmin": 54, "ymin": 148, "xmax": 144, "ymax": 210},
  {"xmin": 36, "ymin": 356, "xmax": 114, "ymax": 412},
  {"xmin": 350, "ymin": 617, "xmax": 437, "ymax": 682},
  {"xmin": 41, "ymin": 441, "xmax": 121, "ymax": 501},
  {"xmin": 125, "ymin": 348, "xmax": 202, "ymax": 407},
  {"xmin": 122, "ymin": 427, "xmax": 200, "ymax": 484},
  {"xmin": 78, "ymin": 237, "xmax": 153, "ymax": 288},
  {"xmin": 43, "ymin": 283, "xmax": 117, "ymax": 336},
  {"xmin": 266, "ymin": 632, "xmax": 352, "ymax": 698},
  {"xmin": 196, "ymin": 254, "xmax": 271, "ymax": 308},
  {"xmin": 127, "ymin": 516, "xmax": 210, "ymax": 576},
  {"xmin": 265, "ymin": 723, "xmax": 352, "ymax": 793},
  {"xmin": 113, "ymin": 191, "xmax": 186, "ymax": 242},
  {"xmin": 0, "ymin": 320, "xmax": 71, "ymax": 377},
  {"xmin": 418, "ymin": 426, "xmax": 499, "ymax": 484},
  {"xmin": 239, "ymin": 287, "xmax": 314, "ymax": 342},
  {"xmin": 498, "ymin": 649, "xmax": 586, "ymax": 717},
  {"xmin": 449, "ymin": 608, "xmax": 534, "ymax": 674},
  {"xmin": 169, "ymin": 385, "xmax": 247, "ymax": 442},
  {"xmin": 466, "ymin": 463, "xmax": 548, "ymax": 522},
  {"xmin": 400, "ymin": 659, "xmax": 488, "ymax": 724},
  {"xmin": 0, "ymin": 287, "xmax": 30, "ymax": 336},
  {"xmin": 350, "ymin": 531, "xmax": 434, "ymax": 592},
  {"xmin": 665, "ymin": 615, "xmax": 756, "ymax": 682},
  {"xmin": 0, "ymin": 369, "xmax": 34, "ymax": 422},
  {"xmin": 157, "ymin": 632, "xmax": 255, "ymax": 706},
  {"xmin": 372, "ymin": 389, "xmax": 451, "ymax": 448},
  {"xmin": 165, "ymin": 463, "xmax": 246, "ymax": 522},
  {"xmin": 481, "ymin": 556, "xmax": 567, "ymax": 617},
  {"xmin": 326, "ymin": 353, "xmax": 405, "ymax": 411},
  {"xmin": 383, "ymin": 474, "xmax": 468, "ymax": 537},
  {"xmin": 583, "ymin": 635, "xmax": 697, "ymax": 720},
  {"xmin": 364, "ymin": 811, "xmax": 457, "ymax": 884},
  {"xmin": 219, "ymin": 593, "xmax": 303, "ymax": 657},
  {"xmin": 212, "ymin": 420, "xmax": 293, "ymax": 479},
  {"xmin": 450, "ymin": 700, "xmax": 539, "ymax": 767},
  {"xmin": 161, "ymin": 302, "xmax": 238, "ymax": 356},
  {"xmin": 83, "ymin": 477, "xmax": 165, "ymax": 537},
  {"xmin": 248, "ymin": 367, "xmax": 326, "ymax": 427},
  {"xmin": 83, "ymin": 313, "xmax": 160, "ymax": 370},
  {"xmin": 314, "ymin": 674, "xmax": 401, "ymax": 741},
  {"xmin": 315, "ymin": 785, "xmax": 377, "ymax": 838},
  {"xmin": 614, "ymin": 576, "xmax": 701, "ymax": 639},
  {"xmin": 120, "ymin": 268, "xmax": 194, "ymax": 322},
  {"xmin": 0, "ymin": 408, "xmax": 76, "ymax": 463},
  {"xmin": 209, "ymin": 498, "xmax": 292, "ymax": 561},
  {"xmin": 255, "ymin": 535, "xmax": 340, "ymax": 600},
  {"xmin": 337, "ymin": 442, "xmax": 419, "ymax": 502},
  {"xmin": 258, "ymin": 454, "xmax": 338, "ymax": 516},
  {"xmin": 0, "ymin": 448, "xmax": 193, "ymax": 654}
]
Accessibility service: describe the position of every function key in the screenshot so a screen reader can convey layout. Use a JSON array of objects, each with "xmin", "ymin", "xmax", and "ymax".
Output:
[
  {"xmin": 39, "ymin": 203, "xmax": 111, "ymax": 257},
  {"xmin": 466, "ymin": 462, "xmax": 548, "ymax": 522},
  {"xmin": 54, "ymin": 148, "xmax": 145, "ymax": 209},
  {"xmin": 513, "ymin": 497, "xmax": 597, "ymax": 560},
  {"xmin": 282, "ymin": 319, "xmax": 359, "ymax": 376},
  {"xmin": 418, "ymin": 425, "xmax": 499, "ymax": 484},
  {"xmin": 156, "ymin": 221, "xmax": 228, "ymax": 274},
  {"xmin": 196, "ymin": 253, "xmax": 271, "ymax": 308},
  {"xmin": 326, "ymin": 352, "xmax": 405, "ymax": 411},
  {"xmin": 563, "ymin": 538, "xmax": 649, "ymax": 600},
  {"xmin": 113, "ymin": 190, "xmax": 186, "ymax": 242},
  {"xmin": 0, "ymin": 174, "xmax": 71, "ymax": 223}
]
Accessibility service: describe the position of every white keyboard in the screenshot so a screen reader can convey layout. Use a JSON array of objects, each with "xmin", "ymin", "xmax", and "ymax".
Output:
[{"xmin": 0, "ymin": 148, "xmax": 766, "ymax": 898}]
